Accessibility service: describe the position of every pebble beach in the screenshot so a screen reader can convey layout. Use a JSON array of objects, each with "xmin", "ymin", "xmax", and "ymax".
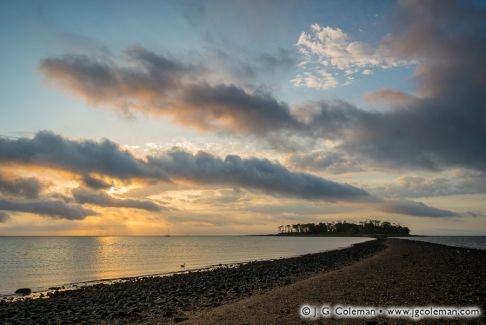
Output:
[{"xmin": 1, "ymin": 238, "xmax": 485, "ymax": 324}]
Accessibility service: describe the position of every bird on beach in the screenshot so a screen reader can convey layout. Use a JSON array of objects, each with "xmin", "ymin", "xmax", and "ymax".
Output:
[{"xmin": 180, "ymin": 263, "xmax": 185, "ymax": 268}]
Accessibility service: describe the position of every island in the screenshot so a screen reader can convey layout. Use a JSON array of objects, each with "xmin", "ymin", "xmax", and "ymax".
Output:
[{"xmin": 276, "ymin": 219, "xmax": 411, "ymax": 236}]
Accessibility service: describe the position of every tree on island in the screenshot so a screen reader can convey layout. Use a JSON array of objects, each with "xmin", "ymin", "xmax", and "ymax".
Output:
[{"xmin": 277, "ymin": 220, "xmax": 410, "ymax": 235}]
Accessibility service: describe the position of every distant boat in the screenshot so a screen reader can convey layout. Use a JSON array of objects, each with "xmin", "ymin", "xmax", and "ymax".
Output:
[{"xmin": 165, "ymin": 226, "xmax": 171, "ymax": 237}]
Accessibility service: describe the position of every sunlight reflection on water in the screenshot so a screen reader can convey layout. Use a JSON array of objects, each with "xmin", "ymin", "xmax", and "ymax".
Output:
[{"xmin": 0, "ymin": 236, "xmax": 372, "ymax": 294}]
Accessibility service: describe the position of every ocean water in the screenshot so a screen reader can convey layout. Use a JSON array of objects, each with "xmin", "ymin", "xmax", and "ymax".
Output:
[
  {"xmin": 399, "ymin": 236, "xmax": 486, "ymax": 251},
  {"xmin": 0, "ymin": 236, "xmax": 372, "ymax": 295}
]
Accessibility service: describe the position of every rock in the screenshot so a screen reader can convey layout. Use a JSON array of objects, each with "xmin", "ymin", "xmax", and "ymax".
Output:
[
  {"xmin": 48, "ymin": 287, "xmax": 62, "ymax": 290},
  {"xmin": 15, "ymin": 288, "xmax": 31, "ymax": 295},
  {"xmin": 174, "ymin": 316, "xmax": 189, "ymax": 322},
  {"xmin": 163, "ymin": 310, "xmax": 174, "ymax": 317}
]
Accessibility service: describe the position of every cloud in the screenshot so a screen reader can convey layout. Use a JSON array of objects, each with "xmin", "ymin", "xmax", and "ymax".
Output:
[
  {"xmin": 189, "ymin": 188, "xmax": 251, "ymax": 206},
  {"xmin": 0, "ymin": 132, "xmax": 464, "ymax": 219},
  {"xmin": 40, "ymin": 47, "xmax": 301, "ymax": 136},
  {"xmin": 149, "ymin": 149, "xmax": 371, "ymax": 201},
  {"xmin": 37, "ymin": 1, "xmax": 486, "ymax": 175},
  {"xmin": 0, "ymin": 173, "xmax": 43, "ymax": 199},
  {"xmin": 0, "ymin": 131, "xmax": 164, "ymax": 180},
  {"xmin": 0, "ymin": 211, "xmax": 10, "ymax": 223},
  {"xmin": 81, "ymin": 175, "xmax": 112, "ymax": 190},
  {"xmin": 72, "ymin": 188, "xmax": 165, "ymax": 212},
  {"xmin": 292, "ymin": 24, "xmax": 412, "ymax": 88},
  {"xmin": 381, "ymin": 200, "xmax": 461, "ymax": 218},
  {"xmin": 287, "ymin": 151, "xmax": 363, "ymax": 174},
  {"xmin": 258, "ymin": 48, "xmax": 295, "ymax": 73},
  {"xmin": 0, "ymin": 132, "xmax": 370, "ymax": 202},
  {"xmin": 372, "ymin": 172, "xmax": 486, "ymax": 199},
  {"xmin": 289, "ymin": 0, "xmax": 486, "ymax": 172},
  {"xmin": 0, "ymin": 197, "xmax": 98, "ymax": 220},
  {"xmin": 165, "ymin": 212, "xmax": 255, "ymax": 227},
  {"xmin": 289, "ymin": 1, "xmax": 486, "ymax": 173},
  {"xmin": 290, "ymin": 69, "xmax": 338, "ymax": 90},
  {"xmin": 339, "ymin": 0, "xmax": 486, "ymax": 171},
  {"xmin": 40, "ymin": 47, "xmax": 191, "ymax": 109},
  {"xmin": 302, "ymin": 93, "xmax": 485, "ymax": 171},
  {"xmin": 202, "ymin": 48, "xmax": 258, "ymax": 84},
  {"xmin": 363, "ymin": 88, "xmax": 416, "ymax": 107},
  {"xmin": 179, "ymin": 83, "xmax": 300, "ymax": 135}
]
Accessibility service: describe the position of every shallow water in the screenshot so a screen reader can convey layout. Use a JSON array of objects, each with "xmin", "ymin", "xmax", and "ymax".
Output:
[
  {"xmin": 0, "ymin": 236, "xmax": 371, "ymax": 295},
  {"xmin": 399, "ymin": 236, "xmax": 486, "ymax": 251}
]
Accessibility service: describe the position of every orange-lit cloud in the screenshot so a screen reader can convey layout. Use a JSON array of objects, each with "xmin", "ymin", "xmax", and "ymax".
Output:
[
  {"xmin": 40, "ymin": 48, "xmax": 300, "ymax": 137},
  {"xmin": 0, "ymin": 131, "xmax": 471, "ymax": 222},
  {"xmin": 363, "ymin": 88, "xmax": 416, "ymax": 107}
]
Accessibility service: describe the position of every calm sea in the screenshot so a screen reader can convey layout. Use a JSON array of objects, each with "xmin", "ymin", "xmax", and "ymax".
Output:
[
  {"xmin": 0, "ymin": 236, "xmax": 371, "ymax": 295},
  {"xmin": 399, "ymin": 236, "xmax": 486, "ymax": 251}
]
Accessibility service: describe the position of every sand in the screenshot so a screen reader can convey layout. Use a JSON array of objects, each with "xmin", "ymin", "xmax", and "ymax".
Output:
[{"xmin": 169, "ymin": 239, "xmax": 486, "ymax": 325}]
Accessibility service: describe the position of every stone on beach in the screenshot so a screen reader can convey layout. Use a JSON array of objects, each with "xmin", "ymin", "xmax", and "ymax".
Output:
[
  {"xmin": 14, "ymin": 288, "xmax": 31, "ymax": 295},
  {"xmin": 0, "ymin": 240, "xmax": 383, "ymax": 324},
  {"xmin": 2, "ymin": 239, "xmax": 484, "ymax": 324}
]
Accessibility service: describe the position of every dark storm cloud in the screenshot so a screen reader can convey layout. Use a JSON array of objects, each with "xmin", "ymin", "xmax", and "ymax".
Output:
[
  {"xmin": 0, "ymin": 173, "xmax": 43, "ymax": 199},
  {"xmin": 72, "ymin": 188, "xmax": 165, "ymax": 212},
  {"xmin": 0, "ymin": 131, "xmax": 163, "ymax": 180},
  {"xmin": 0, "ymin": 197, "xmax": 98, "ymax": 220}
]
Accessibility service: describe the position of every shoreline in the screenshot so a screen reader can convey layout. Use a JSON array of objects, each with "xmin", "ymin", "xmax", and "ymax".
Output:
[
  {"xmin": 0, "ymin": 239, "xmax": 384, "ymax": 324},
  {"xmin": 262, "ymin": 233, "xmax": 421, "ymax": 237},
  {"xmin": 1, "ymin": 238, "xmax": 485, "ymax": 324},
  {"xmin": 0, "ymin": 237, "xmax": 374, "ymax": 300},
  {"xmin": 176, "ymin": 238, "xmax": 486, "ymax": 324}
]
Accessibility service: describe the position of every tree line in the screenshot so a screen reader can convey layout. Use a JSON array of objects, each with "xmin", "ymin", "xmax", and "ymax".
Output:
[{"xmin": 277, "ymin": 220, "xmax": 410, "ymax": 235}]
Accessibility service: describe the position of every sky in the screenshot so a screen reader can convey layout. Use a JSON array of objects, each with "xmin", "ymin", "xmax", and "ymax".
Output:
[{"xmin": 0, "ymin": 0, "xmax": 485, "ymax": 235}]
